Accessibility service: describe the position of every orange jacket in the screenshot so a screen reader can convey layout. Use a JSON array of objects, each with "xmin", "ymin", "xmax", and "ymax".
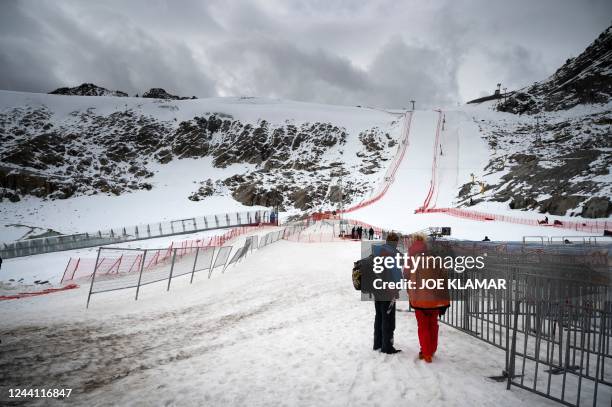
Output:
[{"xmin": 405, "ymin": 240, "xmax": 450, "ymax": 309}]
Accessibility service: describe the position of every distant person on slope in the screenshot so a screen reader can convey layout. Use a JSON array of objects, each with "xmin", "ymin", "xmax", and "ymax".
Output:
[
  {"xmin": 368, "ymin": 227, "xmax": 374, "ymax": 240},
  {"xmin": 372, "ymin": 232, "xmax": 403, "ymax": 354},
  {"xmin": 351, "ymin": 226, "xmax": 356, "ymax": 239},
  {"xmin": 482, "ymin": 236, "xmax": 491, "ymax": 242},
  {"xmin": 357, "ymin": 226, "xmax": 363, "ymax": 240},
  {"xmin": 405, "ymin": 234, "xmax": 450, "ymax": 363}
]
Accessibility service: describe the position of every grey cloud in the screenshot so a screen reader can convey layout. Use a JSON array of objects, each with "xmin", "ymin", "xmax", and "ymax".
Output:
[
  {"xmin": 483, "ymin": 45, "xmax": 549, "ymax": 91},
  {"xmin": 0, "ymin": 0, "xmax": 610, "ymax": 107},
  {"xmin": 209, "ymin": 36, "xmax": 457, "ymax": 108},
  {"xmin": 0, "ymin": 1, "xmax": 217, "ymax": 97},
  {"xmin": 367, "ymin": 38, "xmax": 460, "ymax": 108},
  {"xmin": 208, "ymin": 38, "xmax": 372, "ymax": 105}
]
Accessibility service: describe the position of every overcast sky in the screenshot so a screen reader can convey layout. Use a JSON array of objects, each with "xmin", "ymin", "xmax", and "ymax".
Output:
[{"xmin": 0, "ymin": 0, "xmax": 610, "ymax": 108}]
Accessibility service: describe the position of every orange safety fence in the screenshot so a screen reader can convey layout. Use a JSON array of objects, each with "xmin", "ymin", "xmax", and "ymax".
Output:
[
  {"xmin": 0, "ymin": 283, "xmax": 79, "ymax": 301},
  {"xmin": 340, "ymin": 111, "xmax": 413, "ymax": 214},
  {"xmin": 416, "ymin": 207, "xmax": 610, "ymax": 234},
  {"xmin": 420, "ymin": 109, "xmax": 443, "ymax": 211},
  {"xmin": 285, "ymin": 217, "xmax": 388, "ymax": 243},
  {"xmin": 61, "ymin": 224, "xmax": 274, "ymax": 283}
]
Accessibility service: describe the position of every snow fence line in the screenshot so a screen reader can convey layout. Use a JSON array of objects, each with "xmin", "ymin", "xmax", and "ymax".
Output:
[
  {"xmin": 334, "ymin": 107, "xmax": 607, "ymax": 236},
  {"xmin": 1, "ymin": 209, "xmax": 273, "ymax": 259},
  {"xmin": 419, "ymin": 109, "xmax": 443, "ymax": 211},
  {"xmin": 340, "ymin": 110, "xmax": 413, "ymax": 214},
  {"xmin": 419, "ymin": 207, "xmax": 610, "ymax": 235},
  {"xmin": 85, "ymin": 225, "xmax": 305, "ymax": 307},
  {"xmin": 284, "ymin": 217, "xmax": 409, "ymax": 246},
  {"xmin": 0, "ymin": 284, "xmax": 79, "ymax": 301},
  {"xmin": 62, "ymin": 224, "xmax": 276, "ymax": 283}
]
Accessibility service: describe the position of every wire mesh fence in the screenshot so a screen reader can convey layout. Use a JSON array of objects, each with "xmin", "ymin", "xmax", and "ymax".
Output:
[
  {"xmin": 62, "ymin": 225, "xmax": 271, "ymax": 283},
  {"xmin": 86, "ymin": 225, "xmax": 306, "ymax": 307},
  {"xmin": 2, "ymin": 209, "xmax": 272, "ymax": 259},
  {"xmin": 407, "ymin": 239, "xmax": 612, "ymax": 406}
]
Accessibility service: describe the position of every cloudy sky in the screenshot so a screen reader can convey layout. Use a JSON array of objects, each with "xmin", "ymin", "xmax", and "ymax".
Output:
[{"xmin": 0, "ymin": 0, "xmax": 610, "ymax": 108}]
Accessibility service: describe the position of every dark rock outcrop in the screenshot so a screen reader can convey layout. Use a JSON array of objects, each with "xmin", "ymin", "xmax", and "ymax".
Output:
[
  {"xmin": 0, "ymin": 103, "xmax": 390, "ymax": 210},
  {"xmin": 497, "ymin": 25, "xmax": 612, "ymax": 114},
  {"xmin": 581, "ymin": 197, "xmax": 612, "ymax": 218},
  {"xmin": 50, "ymin": 83, "xmax": 128, "ymax": 97},
  {"xmin": 142, "ymin": 88, "xmax": 196, "ymax": 100}
]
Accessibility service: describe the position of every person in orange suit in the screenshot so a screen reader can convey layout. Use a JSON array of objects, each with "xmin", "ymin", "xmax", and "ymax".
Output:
[{"xmin": 405, "ymin": 234, "xmax": 450, "ymax": 363}]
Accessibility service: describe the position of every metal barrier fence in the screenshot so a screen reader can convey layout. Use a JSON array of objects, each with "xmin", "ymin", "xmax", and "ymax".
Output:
[
  {"xmin": 414, "ymin": 239, "xmax": 612, "ymax": 406},
  {"xmin": 85, "ymin": 244, "xmax": 233, "ymax": 307},
  {"xmin": 259, "ymin": 230, "xmax": 285, "ymax": 248},
  {"xmin": 2, "ymin": 209, "xmax": 272, "ymax": 259},
  {"xmin": 283, "ymin": 219, "xmax": 387, "ymax": 243},
  {"xmin": 86, "ymin": 225, "xmax": 306, "ymax": 307},
  {"xmin": 61, "ymin": 225, "xmax": 269, "ymax": 283},
  {"xmin": 226, "ymin": 236, "xmax": 255, "ymax": 270}
]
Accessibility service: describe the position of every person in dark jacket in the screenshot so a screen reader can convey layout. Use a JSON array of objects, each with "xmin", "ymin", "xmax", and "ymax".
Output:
[
  {"xmin": 372, "ymin": 232, "xmax": 403, "ymax": 354},
  {"xmin": 368, "ymin": 227, "xmax": 374, "ymax": 240},
  {"xmin": 357, "ymin": 226, "xmax": 363, "ymax": 240},
  {"xmin": 351, "ymin": 226, "xmax": 356, "ymax": 239}
]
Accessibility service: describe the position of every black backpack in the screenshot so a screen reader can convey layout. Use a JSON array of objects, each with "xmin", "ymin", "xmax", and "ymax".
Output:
[{"xmin": 352, "ymin": 254, "xmax": 375, "ymax": 293}]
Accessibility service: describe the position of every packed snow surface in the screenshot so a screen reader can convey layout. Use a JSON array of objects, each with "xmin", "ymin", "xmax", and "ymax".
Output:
[
  {"xmin": 349, "ymin": 107, "xmax": 602, "ymax": 240},
  {"xmin": 0, "ymin": 240, "xmax": 561, "ymax": 406}
]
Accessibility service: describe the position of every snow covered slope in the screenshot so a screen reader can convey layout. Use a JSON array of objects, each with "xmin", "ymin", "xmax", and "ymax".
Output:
[
  {"xmin": 0, "ymin": 240, "xmax": 565, "ymax": 406},
  {"xmin": 0, "ymin": 91, "xmax": 403, "ymax": 241},
  {"xmin": 464, "ymin": 25, "xmax": 612, "ymax": 218},
  {"xmin": 348, "ymin": 108, "xmax": 604, "ymax": 240}
]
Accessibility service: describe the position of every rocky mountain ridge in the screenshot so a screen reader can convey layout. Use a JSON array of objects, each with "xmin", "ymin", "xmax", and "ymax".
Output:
[
  {"xmin": 49, "ymin": 83, "xmax": 197, "ymax": 100},
  {"xmin": 50, "ymin": 83, "xmax": 128, "ymax": 97},
  {"xmin": 497, "ymin": 25, "xmax": 612, "ymax": 115},
  {"xmin": 0, "ymin": 100, "xmax": 399, "ymax": 212},
  {"xmin": 464, "ymin": 25, "xmax": 612, "ymax": 218}
]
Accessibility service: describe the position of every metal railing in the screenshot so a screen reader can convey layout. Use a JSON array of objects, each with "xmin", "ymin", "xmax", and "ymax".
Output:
[
  {"xmin": 412, "ymin": 239, "xmax": 612, "ymax": 406},
  {"xmin": 1, "ymin": 210, "xmax": 272, "ymax": 259},
  {"xmin": 85, "ymin": 224, "xmax": 305, "ymax": 307}
]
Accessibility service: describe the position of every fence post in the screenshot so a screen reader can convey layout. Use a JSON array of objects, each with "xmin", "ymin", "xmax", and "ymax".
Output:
[
  {"xmin": 507, "ymin": 299, "xmax": 521, "ymax": 390},
  {"xmin": 592, "ymin": 310, "xmax": 605, "ymax": 403},
  {"xmin": 61, "ymin": 258, "xmax": 72, "ymax": 285},
  {"xmin": 86, "ymin": 248, "xmax": 102, "ymax": 309},
  {"xmin": 167, "ymin": 248, "xmax": 177, "ymax": 291},
  {"xmin": 67, "ymin": 258, "xmax": 79, "ymax": 281},
  {"xmin": 190, "ymin": 247, "xmax": 200, "ymax": 284},
  {"xmin": 207, "ymin": 247, "xmax": 216, "ymax": 279},
  {"xmin": 135, "ymin": 249, "xmax": 148, "ymax": 300}
]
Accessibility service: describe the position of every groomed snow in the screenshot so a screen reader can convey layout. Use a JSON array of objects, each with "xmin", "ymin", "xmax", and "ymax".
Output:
[
  {"xmin": 0, "ymin": 240, "xmax": 560, "ymax": 406},
  {"xmin": 350, "ymin": 109, "xmax": 606, "ymax": 241}
]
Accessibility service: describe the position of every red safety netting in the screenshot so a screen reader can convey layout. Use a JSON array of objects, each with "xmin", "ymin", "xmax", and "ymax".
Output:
[
  {"xmin": 0, "ymin": 283, "xmax": 79, "ymax": 301},
  {"xmin": 61, "ymin": 224, "xmax": 273, "ymax": 283},
  {"xmin": 416, "ymin": 207, "xmax": 610, "ymax": 234},
  {"xmin": 419, "ymin": 109, "xmax": 443, "ymax": 211},
  {"xmin": 340, "ymin": 111, "xmax": 413, "ymax": 214},
  {"xmin": 284, "ymin": 217, "xmax": 387, "ymax": 243}
]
